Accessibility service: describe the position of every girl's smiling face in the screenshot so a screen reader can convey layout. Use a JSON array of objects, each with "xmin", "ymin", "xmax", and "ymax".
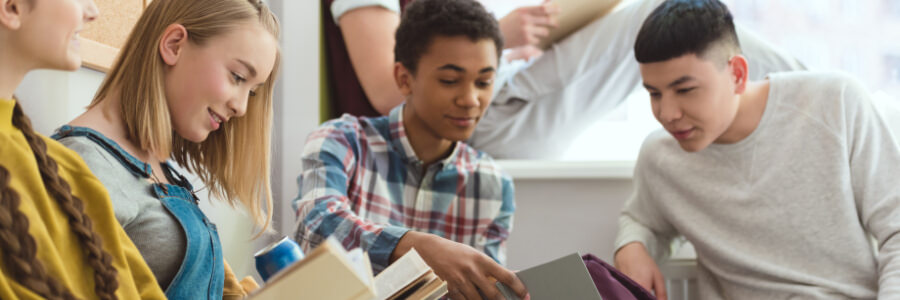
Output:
[
  {"xmin": 160, "ymin": 22, "xmax": 277, "ymax": 143},
  {"xmin": 6, "ymin": 0, "xmax": 99, "ymax": 71}
]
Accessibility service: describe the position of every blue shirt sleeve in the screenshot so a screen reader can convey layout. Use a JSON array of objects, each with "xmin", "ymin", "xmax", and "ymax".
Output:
[
  {"xmin": 483, "ymin": 173, "xmax": 515, "ymax": 266},
  {"xmin": 292, "ymin": 121, "xmax": 410, "ymax": 271}
]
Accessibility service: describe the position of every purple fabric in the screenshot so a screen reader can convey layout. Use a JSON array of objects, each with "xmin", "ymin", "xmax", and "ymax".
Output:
[{"xmin": 582, "ymin": 254, "xmax": 657, "ymax": 300}]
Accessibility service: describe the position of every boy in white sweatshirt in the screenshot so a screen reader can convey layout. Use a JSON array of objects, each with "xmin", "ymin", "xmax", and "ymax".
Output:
[{"xmin": 613, "ymin": 0, "xmax": 900, "ymax": 299}]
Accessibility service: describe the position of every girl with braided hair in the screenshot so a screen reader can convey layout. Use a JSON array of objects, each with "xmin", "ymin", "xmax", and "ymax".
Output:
[
  {"xmin": 0, "ymin": 0, "xmax": 167, "ymax": 299},
  {"xmin": 53, "ymin": 0, "xmax": 280, "ymax": 298}
]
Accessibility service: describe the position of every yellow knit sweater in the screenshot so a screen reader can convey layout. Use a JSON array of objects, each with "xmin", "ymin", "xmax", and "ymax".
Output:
[{"xmin": 0, "ymin": 99, "xmax": 166, "ymax": 299}]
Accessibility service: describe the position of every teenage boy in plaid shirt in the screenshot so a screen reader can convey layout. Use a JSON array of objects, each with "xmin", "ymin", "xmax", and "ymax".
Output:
[{"xmin": 292, "ymin": 0, "xmax": 530, "ymax": 299}]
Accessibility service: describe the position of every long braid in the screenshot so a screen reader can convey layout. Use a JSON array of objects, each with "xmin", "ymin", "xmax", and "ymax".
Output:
[
  {"xmin": 8, "ymin": 103, "xmax": 120, "ymax": 300},
  {"xmin": 0, "ymin": 167, "xmax": 76, "ymax": 300}
]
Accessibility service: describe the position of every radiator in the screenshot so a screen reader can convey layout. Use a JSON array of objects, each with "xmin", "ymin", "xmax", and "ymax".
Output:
[{"xmin": 660, "ymin": 259, "xmax": 699, "ymax": 300}]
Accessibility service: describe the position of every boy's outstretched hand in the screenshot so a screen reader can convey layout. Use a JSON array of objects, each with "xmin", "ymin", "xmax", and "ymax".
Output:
[
  {"xmin": 615, "ymin": 242, "xmax": 668, "ymax": 300},
  {"xmin": 499, "ymin": 0, "xmax": 560, "ymax": 61},
  {"xmin": 392, "ymin": 231, "xmax": 529, "ymax": 300}
]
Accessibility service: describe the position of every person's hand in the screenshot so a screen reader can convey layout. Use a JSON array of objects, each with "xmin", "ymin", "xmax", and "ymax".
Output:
[
  {"xmin": 614, "ymin": 242, "xmax": 667, "ymax": 300},
  {"xmin": 393, "ymin": 232, "xmax": 529, "ymax": 300},
  {"xmin": 499, "ymin": 0, "xmax": 560, "ymax": 50}
]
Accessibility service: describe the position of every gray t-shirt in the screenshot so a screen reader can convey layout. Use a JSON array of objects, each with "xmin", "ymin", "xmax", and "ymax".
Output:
[
  {"xmin": 615, "ymin": 72, "xmax": 900, "ymax": 298},
  {"xmin": 58, "ymin": 136, "xmax": 186, "ymax": 290}
]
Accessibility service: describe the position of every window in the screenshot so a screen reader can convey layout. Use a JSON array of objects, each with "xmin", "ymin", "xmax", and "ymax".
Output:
[
  {"xmin": 557, "ymin": 0, "xmax": 900, "ymax": 161},
  {"xmin": 482, "ymin": 0, "xmax": 900, "ymax": 161}
]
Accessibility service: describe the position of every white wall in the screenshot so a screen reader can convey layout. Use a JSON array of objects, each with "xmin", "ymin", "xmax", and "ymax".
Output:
[
  {"xmin": 501, "ymin": 163, "xmax": 698, "ymax": 271},
  {"xmin": 265, "ymin": 0, "xmax": 321, "ymax": 241},
  {"xmin": 15, "ymin": 68, "xmax": 104, "ymax": 135},
  {"xmin": 506, "ymin": 178, "xmax": 633, "ymax": 269}
]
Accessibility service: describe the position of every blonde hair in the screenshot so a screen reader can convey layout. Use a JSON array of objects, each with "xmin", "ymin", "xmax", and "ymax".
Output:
[{"xmin": 91, "ymin": 0, "xmax": 280, "ymax": 234}]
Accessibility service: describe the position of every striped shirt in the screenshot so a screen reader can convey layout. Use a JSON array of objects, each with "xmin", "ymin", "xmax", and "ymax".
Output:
[{"xmin": 293, "ymin": 105, "xmax": 515, "ymax": 271}]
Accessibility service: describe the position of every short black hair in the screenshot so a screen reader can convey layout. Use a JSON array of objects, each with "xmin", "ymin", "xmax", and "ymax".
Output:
[
  {"xmin": 634, "ymin": 0, "xmax": 740, "ymax": 64},
  {"xmin": 394, "ymin": 0, "xmax": 504, "ymax": 73}
]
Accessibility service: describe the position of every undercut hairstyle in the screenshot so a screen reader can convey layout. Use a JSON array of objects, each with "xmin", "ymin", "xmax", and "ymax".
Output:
[
  {"xmin": 634, "ymin": 0, "xmax": 741, "ymax": 65},
  {"xmin": 394, "ymin": 0, "xmax": 504, "ymax": 74}
]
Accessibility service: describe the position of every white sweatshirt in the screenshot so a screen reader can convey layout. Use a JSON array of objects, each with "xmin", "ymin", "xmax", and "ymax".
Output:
[{"xmin": 616, "ymin": 72, "xmax": 900, "ymax": 299}]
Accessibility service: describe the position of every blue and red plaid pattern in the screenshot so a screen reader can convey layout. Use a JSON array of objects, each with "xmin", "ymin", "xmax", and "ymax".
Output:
[{"xmin": 293, "ymin": 105, "xmax": 515, "ymax": 271}]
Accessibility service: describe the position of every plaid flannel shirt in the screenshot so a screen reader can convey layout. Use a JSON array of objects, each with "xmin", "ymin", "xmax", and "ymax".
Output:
[{"xmin": 293, "ymin": 105, "xmax": 515, "ymax": 271}]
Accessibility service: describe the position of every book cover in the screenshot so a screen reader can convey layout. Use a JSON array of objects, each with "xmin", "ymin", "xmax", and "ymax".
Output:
[
  {"xmin": 496, "ymin": 253, "xmax": 602, "ymax": 300},
  {"xmin": 248, "ymin": 239, "xmax": 375, "ymax": 300}
]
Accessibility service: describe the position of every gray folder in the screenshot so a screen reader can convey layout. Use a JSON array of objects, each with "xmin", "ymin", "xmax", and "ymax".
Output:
[{"xmin": 496, "ymin": 253, "xmax": 603, "ymax": 300}]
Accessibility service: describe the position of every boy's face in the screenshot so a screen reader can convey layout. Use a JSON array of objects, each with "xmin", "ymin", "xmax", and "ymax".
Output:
[
  {"xmin": 397, "ymin": 35, "xmax": 498, "ymax": 142},
  {"xmin": 640, "ymin": 53, "xmax": 743, "ymax": 152}
]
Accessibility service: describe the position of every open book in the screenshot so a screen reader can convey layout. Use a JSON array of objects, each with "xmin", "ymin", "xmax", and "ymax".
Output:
[
  {"xmin": 374, "ymin": 248, "xmax": 447, "ymax": 300},
  {"xmin": 249, "ymin": 238, "xmax": 446, "ymax": 300},
  {"xmin": 537, "ymin": 0, "xmax": 622, "ymax": 49}
]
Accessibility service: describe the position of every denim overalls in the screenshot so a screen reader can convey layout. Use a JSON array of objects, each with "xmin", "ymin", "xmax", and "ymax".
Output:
[{"xmin": 53, "ymin": 126, "xmax": 225, "ymax": 299}]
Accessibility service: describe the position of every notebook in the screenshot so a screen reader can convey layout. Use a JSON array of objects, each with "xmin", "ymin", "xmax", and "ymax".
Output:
[{"xmin": 496, "ymin": 253, "xmax": 603, "ymax": 300}]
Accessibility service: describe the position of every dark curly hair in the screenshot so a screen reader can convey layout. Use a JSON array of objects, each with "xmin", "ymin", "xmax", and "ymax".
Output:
[
  {"xmin": 394, "ymin": 0, "xmax": 504, "ymax": 74},
  {"xmin": 635, "ymin": 0, "xmax": 741, "ymax": 65}
]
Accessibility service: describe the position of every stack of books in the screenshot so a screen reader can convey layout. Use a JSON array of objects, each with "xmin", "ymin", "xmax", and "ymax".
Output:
[{"xmin": 249, "ymin": 238, "xmax": 446, "ymax": 300}]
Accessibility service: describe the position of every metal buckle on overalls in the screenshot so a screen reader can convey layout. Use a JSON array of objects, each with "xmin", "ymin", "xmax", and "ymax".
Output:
[
  {"xmin": 57, "ymin": 126, "xmax": 74, "ymax": 136},
  {"xmin": 171, "ymin": 172, "xmax": 200, "ymax": 203},
  {"xmin": 190, "ymin": 189, "xmax": 200, "ymax": 203}
]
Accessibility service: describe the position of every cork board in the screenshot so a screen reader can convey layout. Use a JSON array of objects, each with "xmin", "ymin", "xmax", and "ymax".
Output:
[{"xmin": 80, "ymin": 0, "xmax": 148, "ymax": 72}]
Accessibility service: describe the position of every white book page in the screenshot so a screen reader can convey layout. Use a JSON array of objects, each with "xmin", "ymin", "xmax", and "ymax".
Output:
[
  {"xmin": 346, "ymin": 248, "xmax": 372, "ymax": 286},
  {"xmin": 374, "ymin": 248, "xmax": 430, "ymax": 299}
]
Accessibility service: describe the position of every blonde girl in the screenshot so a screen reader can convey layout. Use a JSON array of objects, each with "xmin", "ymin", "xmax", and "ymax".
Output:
[
  {"xmin": 53, "ymin": 0, "xmax": 280, "ymax": 298},
  {"xmin": 0, "ymin": 0, "xmax": 167, "ymax": 299}
]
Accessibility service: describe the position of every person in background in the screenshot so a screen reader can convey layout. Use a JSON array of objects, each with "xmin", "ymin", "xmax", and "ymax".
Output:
[
  {"xmin": 294, "ymin": 0, "xmax": 530, "ymax": 299},
  {"xmin": 0, "ymin": 0, "xmax": 166, "ymax": 298},
  {"xmin": 52, "ymin": 0, "xmax": 279, "ymax": 298},
  {"xmin": 613, "ymin": 0, "xmax": 900, "ymax": 298},
  {"xmin": 324, "ymin": 0, "xmax": 558, "ymax": 117},
  {"xmin": 324, "ymin": 0, "xmax": 805, "ymax": 159}
]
